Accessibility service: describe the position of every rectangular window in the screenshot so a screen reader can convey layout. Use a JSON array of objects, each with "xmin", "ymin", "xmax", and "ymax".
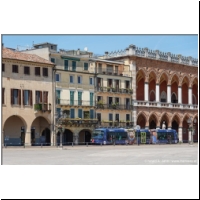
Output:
[
  {"xmin": 11, "ymin": 89, "xmax": 21, "ymax": 105},
  {"xmin": 84, "ymin": 63, "xmax": 88, "ymax": 70},
  {"xmin": 109, "ymin": 113, "xmax": 113, "ymax": 121},
  {"xmin": 35, "ymin": 91, "xmax": 42, "ymax": 103},
  {"xmin": 84, "ymin": 111, "xmax": 90, "ymax": 119},
  {"xmin": 43, "ymin": 67, "xmax": 48, "ymax": 77},
  {"xmin": 2, "ymin": 63, "xmax": 5, "ymax": 72},
  {"xmin": 35, "ymin": 67, "xmax": 40, "ymax": 76},
  {"xmin": 77, "ymin": 76, "xmax": 82, "ymax": 84},
  {"xmin": 56, "ymin": 90, "xmax": 61, "ymax": 104},
  {"xmin": 70, "ymin": 108, "xmax": 75, "ymax": 118},
  {"xmin": 89, "ymin": 77, "xmax": 93, "ymax": 85},
  {"xmin": 115, "ymin": 114, "xmax": 119, "ymax": 121},
  {"xmin": 2, "ymin": 88, "xmax": 5, "ymax": 104},
  {"xmin": 12, "ymin": 65, "xmax": 18, "ymax": 73},
  {"xmin": 23, "ymin": 90, "xmax": 32, "ymax": 105},
  {"xmin": 56, "ymin": 74, "xmax": 60, "ymax": 82},
  {"xmin": 90, "ymin": 109, "xmax": 94, "ymax": 119},
  {"xmin": 126, "ymin": 114, "xmax": 130, "ymax": 121},
  {"xmin": 72, "ymin": 61, "xmax": 76, "ymax": 71},
  {"xmin": 97, "ymin": 113, "xmax": 101, "ymax": 122},
  {"xmin": 70, "ymin": 91, "xmax": 74, "ymax": 105},
  {"xmin": 90, "ymin": 93, "xmax": 94, "ymax": 106},
  {"xmin": 24, "ymin": 66, "xmax": 30, "ymax": 75},
  {"xmin": 64, "ymin": 60, "xmax": 68, "ymax": 70},
  {"xmin": 51, "ymin": 58, "xmax": 55, "ymax": 63},
  {"xmin": 78, "ymin": 109, "xmax": 82, "ymax": 118},
  {"xmin": 70, "ymin": 75, "xmax": 74, "ymax": 83}
]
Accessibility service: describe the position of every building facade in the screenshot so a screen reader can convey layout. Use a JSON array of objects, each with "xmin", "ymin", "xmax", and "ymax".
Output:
[
  {"xmin": 103, "ymin": 45, "xmax": 198, "ymax": 142},
  {"xmin": 2, "ymin": 47, "xmax": 55, "ymax": 146}
]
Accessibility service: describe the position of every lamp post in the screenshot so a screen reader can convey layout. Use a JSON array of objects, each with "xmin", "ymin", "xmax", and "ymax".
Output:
[{"xmin": 135, "ymin": 125, "xmax": 140, "ymax": 146}]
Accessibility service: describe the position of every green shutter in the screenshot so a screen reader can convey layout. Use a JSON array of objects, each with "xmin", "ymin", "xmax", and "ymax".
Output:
[
  {"xmin": 90, "ymin": 93, "xmax": 93, "ymax": 106},
  {"xmin": 84, "ymin": 63, "xmax": 88, "ymax": 70},
  {"xmin": 64, "ymin": 60, "xmax": 68, "ymax": 70},
  {"xmin": 90, "ymin": 109, "xmax": 94, "ymax": 119},
  {"xmin": 72, "ymin": 61, "xmax": 76, "ymax": 71},
  {"xmin": 78, "ymin": 109, "xmax": 82, "ymax": 118},
  {"xmin": 56, "ymin": 90, "xmax": 60, "ymax": 104},
  {"xmin": 78, "ymin": 92, "xmax": 82, "ymax": 105},
  {"xmin": 70, "ymin": 91, "xmax": 74, "ymax": 105},
  {"xmin": 70, "ymin": 109, "xmax": 75, "ymax": 118}
]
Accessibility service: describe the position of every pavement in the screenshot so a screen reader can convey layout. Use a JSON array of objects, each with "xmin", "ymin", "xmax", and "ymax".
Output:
[{"xmin": 2, "ymin": 143, "xmax": 198, "ymax": 165}]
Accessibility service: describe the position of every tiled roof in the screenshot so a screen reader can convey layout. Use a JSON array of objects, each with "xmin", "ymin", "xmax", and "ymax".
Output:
[{"xmin": 2, "ymin": 48, "xmax": 54, "ymax": 65}]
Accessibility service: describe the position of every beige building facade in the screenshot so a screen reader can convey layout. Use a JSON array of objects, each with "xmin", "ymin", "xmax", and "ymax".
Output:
[{"xmin": 2, "ymin": 47, "xmax": 55, "ymax": 146}]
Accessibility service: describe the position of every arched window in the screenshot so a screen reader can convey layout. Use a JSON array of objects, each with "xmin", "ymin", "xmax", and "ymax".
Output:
[
  {"xmin": 149, "ymin": 90, "xmax": 155, "ymax": 101},
  {"xmin": 192, "ymin": 94, "xmax": 196, "ymax": 105},
  {"xmin": 171, "ymin": 93, "xmax": 177, "ymax": 103},
  {"xmin": 160, "ymin": 91, "xmax": 167, "ymax": 102}
]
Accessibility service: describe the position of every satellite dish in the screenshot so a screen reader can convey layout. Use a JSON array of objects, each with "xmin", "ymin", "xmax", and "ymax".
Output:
[{"xmin": 84, "ymin": 47, "xmax": 88, "ymax": 51}]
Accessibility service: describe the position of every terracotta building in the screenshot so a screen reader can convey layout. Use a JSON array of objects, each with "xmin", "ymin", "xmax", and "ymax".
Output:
[{"xmin": 103, "ymin": 45, "xmax": 198, "ymax": 143}]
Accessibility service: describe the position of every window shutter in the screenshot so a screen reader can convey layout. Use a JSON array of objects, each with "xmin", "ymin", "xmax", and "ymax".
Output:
[
  {"xmin": 40, "ymin": 91, "xmax": 43, "ymax": 103},
  {"xmin": 30, "ymin": 90, "xmax": 32, "ymax": 106},
  {"xmin": 2, "ymin": 88, "xmax": 4, "ymax": 104},
  {"xmin": 11, "ymin": 89, "xmax": 13, "ymax": 104},
  {"xmin": 23, "ymin": 90, "xmax": 25, "ymax": 105},
  {"xmin": 19, "ymin": 89, "xmax": 21, "ymax": 105},
  {"xmin": 70, "ymin": 109, "xmax": 75, "ymax": 118},
  {"xmin": 46, "ymin": 91, "xmax": 48, "ymax": 104},
  {"xmin": 90, "ymin": 109, "xmax": 94, "ymax": 119},
  {"xmin": 78, "ymin": 109, "xmax": 82, "ymax": 118}
]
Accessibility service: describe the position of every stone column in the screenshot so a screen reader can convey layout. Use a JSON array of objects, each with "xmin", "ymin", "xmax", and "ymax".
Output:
[
  {"xmin": 178, "ymin": 127, "xmax": 183, "ymax": 142},
  {"xmin": 144, "ymin": 82, "xmax": 149, "ymax": 101},
  {"xmin": 156, "ymin": 84, "xmax": 160, "ymax": 102},
  {"xmin": 167, "ymin": 52, "xmax": 171, "ymax": 62},
  {"xmin": 188, "ymin": 87, "xmax": 192, "ymax": 104},
  {"xmin": 167, "ymin": 85, "xmax": 171, "ymax": 103},
  {"xmin": 25, "ymin": 126, "xmax": 31, "ymax": 146},
  {"xmin": 144, "ymin": 48, "xmax": 148, "ymax": 57},
  {"xmin": 178, "ymin": 86, "xmax": 182, "ymax": 104}
]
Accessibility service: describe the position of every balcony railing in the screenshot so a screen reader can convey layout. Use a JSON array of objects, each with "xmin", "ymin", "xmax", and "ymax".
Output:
[
  {"xmin": 34, "ymin": 103, "xmax": 51, "ymax": 112},
  {"xmin": 56, "ymin": 99, "xmax": 95, "ymax": 107},
  {"xmin": 97, "ymin": 121, "xmax": 134, "ymax": 128},
  {"xmin": 57, "ymin": 118, "xmax": 98, "ymax": 127},
  {"xmin": 96, "ymin": 87, "xmax": 133, "ymax": 94},
  {"xmin": 135, "ymin": 101, "xmax": 198, "ymax": 110},
  {"xmin": 96, "ymin": 69, "xmax": 131, "ymax": 77},
  {"xmin": 56, "ymin": 82, "xmax": 94, "ymax": 90},
  {"xmin": 96, "ymin": 103, "xmax": 133, "ymax": 110}
]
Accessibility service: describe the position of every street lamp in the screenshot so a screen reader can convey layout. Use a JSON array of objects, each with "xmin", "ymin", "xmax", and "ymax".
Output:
[{"xmin": 135, "ymin": 125, "xmax": 140, "ymax": 146}]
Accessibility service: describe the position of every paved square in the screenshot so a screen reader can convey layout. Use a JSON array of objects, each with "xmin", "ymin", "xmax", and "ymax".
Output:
[{"xmin": 2, "ymin": 144, "xmax": 198, "ymax": 165}]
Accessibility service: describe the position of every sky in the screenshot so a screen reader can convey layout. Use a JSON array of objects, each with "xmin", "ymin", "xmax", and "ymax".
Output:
[{"xmin": 2, "ymin": 35, "xmax": 198, "ymax": 58}]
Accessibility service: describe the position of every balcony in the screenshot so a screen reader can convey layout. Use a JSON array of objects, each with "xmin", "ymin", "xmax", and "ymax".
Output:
[
  {"xmin": 56, "ymin": 99, "xmax": 95, "ymax": 107},
  {"xmin": 97, "ymin": 121, "xmax": 134, "ymax": 128},
  {"xmin": 135, "ymin": 101, "xmax": 198, "ymax": 110},
  {"xmin": 96, "ymin": 87, "xmax": 133, "ymax": 94},
  {"xmin": 96, "ymin": 69, "xmax": 131, "ymax": 77},
  {"xmin": 57, "ymin": 118, "xmax": 98, "ymax": 127},
  {"xmin": 96, "ymin": 103, "xmax": 133, "ymax": 110},
  {"xmin": 34, "ymin": 103, "xmax": 51, "ymax": 112}
]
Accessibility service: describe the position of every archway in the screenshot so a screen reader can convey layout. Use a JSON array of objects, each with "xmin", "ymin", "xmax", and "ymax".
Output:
[
  {"xmin": 31, "ymin": 116, "xmax": 50, "ymax": 146},
  {"xmin": 79, "ymin": 129, "xmax": 92, "ymax": 145},
  {"xmin": 149, "ymin": 71, "xmax": 156, "ymax": 101},
  {"xmin": 160, "ymin": 91, "xmax": 167, "ymax": 102},
  {"xmin": 63, "ymin": 129, "xmax": 73, "ymax": 145},
  {"xmin": 172, "ymin": 121, "xmax": 179, "ymax": 133},
  {"xmin": 149, "ymin": 120, "xmax": 156, "ymax": 129},
  {"xmin": 182, "ymin": 115, "xmax": 190, "ymax": 143},
  {"xmin": 41, "ymin": 128, "xmax": 51, "ymax": 146},
  {"xmin": 192, "ymin": 77, "xmax": 198, "ymax": 105},
  {"xmin": 3, "ymin": 115, "xmax": 26, "ymax": 146},
  {"xmin": 159, "ymin": 73, "xmax": 168, "ymax": 103},
  {"xmin": 171, "ymin": 93, "xmax": 177, "ymax": 103},
  {"xmin": 137, "ymin": 113, "xmax": 146, "ymax": 129},
  {"xmin": 149, "ymin": 90, "xmax": 155, "ymax": 101},
  {"xmin": 181, "ymin": 76, "xmax": 189, "ymax": 104},
  {"xmin": 136, "ymin": 70, "xmax": 145, "ymax": 101}
]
